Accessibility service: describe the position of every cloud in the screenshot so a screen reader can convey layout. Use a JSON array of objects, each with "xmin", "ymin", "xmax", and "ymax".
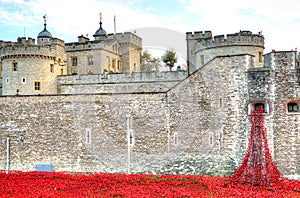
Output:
[
  {"xmin": 1, "ymin": 0, "xmax": 300, "ymax": 52},
  {"xmin": 178, "ymin": 0, "xmax": 300, "ymax": 52}
]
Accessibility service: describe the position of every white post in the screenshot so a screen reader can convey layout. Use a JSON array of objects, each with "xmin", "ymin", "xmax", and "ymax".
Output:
[
  {"xmin": 6, "ymin": 137, "xmax": 10, "ymax": 174},
  {"xmin": 126, "ymin": 114, "xmax": 131, "ymax": 174}
]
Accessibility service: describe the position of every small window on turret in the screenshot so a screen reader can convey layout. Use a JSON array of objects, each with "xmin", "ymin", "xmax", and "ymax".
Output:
[
  {"xmin": 259, "ymin": 52, "xmax": 263, "ymax": 64},
  {"xmin": 50, "ymin": 64, "xmax": 54, "ymax": 73},
  {"xmin": 22, "ymin": 77, "xmax": 26, "ymax": 84},
  {"xmin": 12, "ymin": 62, "xmax": 18, "ymax": 71},
  {"xmin": 34, "ymin": 81, "xmax": 41, "ymax": 91}
]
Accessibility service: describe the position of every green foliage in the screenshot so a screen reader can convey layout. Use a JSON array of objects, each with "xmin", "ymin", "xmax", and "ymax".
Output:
[
  {"xmin": 161, "ymin": 49, "xmax": 177, "ymax": 71},
  {"xmin": 140, "ymin": 50, "xmax": 161, "ymax": 72}
]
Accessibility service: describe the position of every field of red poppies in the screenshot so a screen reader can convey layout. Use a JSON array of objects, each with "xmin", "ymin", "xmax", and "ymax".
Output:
[{"xmin": 0, "ymin": 170, "xmax": 299, "ymax": 197}]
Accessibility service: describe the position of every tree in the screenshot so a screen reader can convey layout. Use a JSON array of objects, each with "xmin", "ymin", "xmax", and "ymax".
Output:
[
  {"xmin": 161, "ymin": 49, "xmax": 177, "ymax": 71},
  {"xmin": 140, "ymin": 50, "xmax": 161, "ymax": 72}
]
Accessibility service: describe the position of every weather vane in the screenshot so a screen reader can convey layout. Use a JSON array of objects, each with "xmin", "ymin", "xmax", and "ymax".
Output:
[{"xmin": 43, "ymin": 14, "xmax": 47, "ymax": 22}]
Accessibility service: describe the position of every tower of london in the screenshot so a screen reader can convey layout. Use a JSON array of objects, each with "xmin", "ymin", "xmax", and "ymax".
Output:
[{"xmin": 0, "ymin": 15, "xmax": 299, "ymax": 178}]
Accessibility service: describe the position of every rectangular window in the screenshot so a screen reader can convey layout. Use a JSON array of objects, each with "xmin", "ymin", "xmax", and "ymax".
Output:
[
  {"xmin": 88, "ymin": 56, "xmax": 93, "ymax": 66},
  {"xmin": 117, "ymin": 60, "xmax": 121, "ymax": 70},
  {"xmin": 12, "ymin": 62, "xmax": 18, "ymax": 71},
  {"xmin": 34, "ymin": 81, "xmax": 41, "ymax": 91},
  {"xmin": 71, "ymin": 57, "xmax": 77, "ymax": 66},
  {"xmin": 259, "ymin": 52, "xmax": 263, "ymax": 64},
  {"xmin": 112, "ymin": 59, "xmax": 116, "ymax": 70},
  {"xmin": 50, "ymin": 64, "xmax": 54, "ymax": 73},
  {"xmin": 287, "ymin": 102, "xmax": 300, "ymax": 113},
  {"xmin": 61, "ymin": 69, "xmax": 64, "ymax": 75}
]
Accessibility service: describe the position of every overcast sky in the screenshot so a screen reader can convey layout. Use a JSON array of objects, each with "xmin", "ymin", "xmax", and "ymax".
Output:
[{"xmin": 1, "ymin": 0, "xmax": 300, "ymax": 54}]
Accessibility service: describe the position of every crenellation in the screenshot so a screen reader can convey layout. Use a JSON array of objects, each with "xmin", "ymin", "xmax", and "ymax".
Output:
[
  {"xmin": 197, "ymin": 31, "xmax": 264, "ymax": 50},
  {"xmin": 186, "ymin": 31, "xmax": 212, "ymax": 40},
  {"xmin": 213, "ymin": 35, "xmax": 225, "ymax": 43}
]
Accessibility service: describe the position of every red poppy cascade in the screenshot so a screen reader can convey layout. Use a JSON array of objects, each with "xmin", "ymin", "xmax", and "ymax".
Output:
[{"xmin": 232, "ymin": 108, "xmax": 283, "ymax": 188}]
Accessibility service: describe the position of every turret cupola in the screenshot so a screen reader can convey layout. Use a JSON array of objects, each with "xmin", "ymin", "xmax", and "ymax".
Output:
[
  {"xmin": 93, "ymin": 13, "xmax": 107, "ymax": 40},
  {"xmin": 37, "ymin": 15, "xmax": 53, "ymax": 45}
]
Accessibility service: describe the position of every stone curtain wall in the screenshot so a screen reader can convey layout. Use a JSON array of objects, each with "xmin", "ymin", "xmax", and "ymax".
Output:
[
  {"xmin": 167, "ymin": 55, "xmax": 252, "ymax": 168},
  {"xmin": 0, "ymin": 85, "xmax": 235, "ymax": 175},
  {"xmin": 0, "ymin": 93, "xmax": 172, "ymax": 173}
]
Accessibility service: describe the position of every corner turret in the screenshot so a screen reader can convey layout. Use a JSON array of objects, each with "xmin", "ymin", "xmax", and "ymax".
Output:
[{"xmin": 187, "ymin": 30, "xmax": 265, "ymax": 74}]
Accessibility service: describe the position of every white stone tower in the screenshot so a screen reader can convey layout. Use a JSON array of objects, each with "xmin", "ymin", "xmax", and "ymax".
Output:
[{"xmin": 0, "ymin": 15, "xmax": 66, "ymax": 95}]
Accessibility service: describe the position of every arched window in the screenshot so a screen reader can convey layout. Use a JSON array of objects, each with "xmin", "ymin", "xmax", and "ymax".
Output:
[{"xmin": 248, "ymin": 101, "xmax": 270, "ymax": 114}]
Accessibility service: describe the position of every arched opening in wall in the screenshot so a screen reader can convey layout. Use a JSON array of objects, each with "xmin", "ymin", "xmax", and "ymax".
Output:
[
  {"xmin": 248, "ymin": 101, "xmax": 270, "ymax": 115},
  {"xmin": 112, "ymin": 59, "xmax": 116, "ymax": 72}
]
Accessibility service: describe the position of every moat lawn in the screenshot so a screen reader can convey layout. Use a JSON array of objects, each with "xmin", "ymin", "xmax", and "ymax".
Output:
[{"xmin": 0, "ymin": 171, "xmax": 299, "ymax": 197}]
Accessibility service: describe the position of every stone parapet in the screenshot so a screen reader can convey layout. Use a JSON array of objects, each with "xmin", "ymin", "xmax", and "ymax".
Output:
[
  {"xmin": 196, "ymin": 31, "xmax": 264, "ymax": 50},
  {"xmin": 57, "ymin": 71, "xmax": 187, "ymax": 94}
]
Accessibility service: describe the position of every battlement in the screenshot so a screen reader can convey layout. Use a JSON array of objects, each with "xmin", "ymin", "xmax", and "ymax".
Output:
[
  {"xmin": 57, "ymin": 71, "xmax": 187, "ymax": 94},
  {"xmin": 17, "ymin": 37, "xmax": 36, "ymax": 45},
  {"xmin": 110, "ymin": 32, "xmax": 142, "ymax": 48},
  {"xmin": 0, "ymin": 44, "xmax": 57, "ymax": 59},
  {"xmin": 0, "ymin": 37, "xmax": 64, "ymax": 59},
  {"xmin": 196, "ymin": 31, "xmax": 264, "ymax": 50},
  {"xmin": 51, "ymin": 38, "xmax": 65, "ymax": 47},
  {"xmin": 186, "ymin": 31, "xmax": 212, "ymax": 40},
  {"xmin": 65, "ymin": 31, "xmax": 142, "ymax": 51},
  {"xmin": 65, "ymin": 40, "xmax": 100, "ymax": 51},
  {"xmin": 58, "ymin": 71, "xmax": 187, "ymax": 84}
]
